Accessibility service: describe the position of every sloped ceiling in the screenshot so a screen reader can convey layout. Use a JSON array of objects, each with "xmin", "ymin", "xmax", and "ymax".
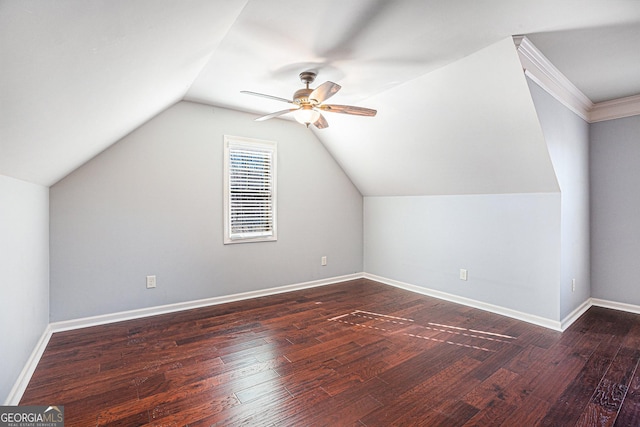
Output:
[
  {"xmin": 319, "ymin": 37, "xmax": 559, "ymax": 196},
  {"xmin": 1, "ymin": 0, "xmax": 640, "ymax": 191},
  {"xmin": 0, "ymin": 0, "xmax": 248, "ymax": 185}
]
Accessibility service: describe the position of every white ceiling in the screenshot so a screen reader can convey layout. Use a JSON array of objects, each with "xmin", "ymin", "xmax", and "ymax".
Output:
[
  {"xmin": 527, "ymin": 23, "xmax": 640, "ymax": 103},
  {"xmin": 2, "ymin": 0, "xmax": 639, "ymax": 190}
]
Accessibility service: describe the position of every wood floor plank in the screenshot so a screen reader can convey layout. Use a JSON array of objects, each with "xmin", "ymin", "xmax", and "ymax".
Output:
[
  {"xmin": 307, "ymin": 394, "xmax": 383, "ymax": 427},
  {"xmin": 188, "ymin": 386, "xmax": 295, "ymax": 426},
  {"xmin": 360, "ymin": 356, "xmax": 482, "ymax": 425},
  {"xmin": 499, "ymin": 395, "xmax": 550, "ymax": 427},
  {"xmin": 530, "ymin": 344, "xmax": 589, "ymax": 404},
  {"xmin": 461, "ymin": 398, "xmax": 518, "ymax": 426},
  {"xmin": 288, "ymin": 378, "xmax": 385, "ymax": 426},
  {"xmin": 615, "ymin": 369, "xmax": 640, "ymax": 427},
  {"xmin": 18, "ymin": 279, "xmax": 640, "ymax": 425},
  {"xmin": 429, "ymin": 400, "xmax": 481, "ymax": 426},
  {"xmin": 576, "ymin": 346, "xmax": 640, "ymax": 427},
  {"xmin": 505, "ymin": 343, "xmax": 547, "ymax": 374},
  {"xmin": 146, "ymin": 391, "xmax": 238, "ymax": 426},
  {"xmin": 370, "ymin": 343, "xmax": 462, "ymax": 405},
  {"xmin": 462, "ymin": 367, "xmax": 520, "ymax": 409},
  {"xmin": 538, "ymin": 334, "xmax": 625, "ymax": 426}
]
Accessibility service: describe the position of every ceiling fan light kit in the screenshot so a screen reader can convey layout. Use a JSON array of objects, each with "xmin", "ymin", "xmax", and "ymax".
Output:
[
  {"xmin": 241, "ymin": 71, "xmax": 377, "ymax": 129},
  {"xmin": 294, "ymin": 105, "xmax": 321, "ymax": 127}
]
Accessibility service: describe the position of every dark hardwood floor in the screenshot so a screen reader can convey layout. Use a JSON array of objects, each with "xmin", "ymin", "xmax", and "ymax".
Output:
[{"xmin": 20, "ymin": 279, "xmax": 640, "ymax": 426}]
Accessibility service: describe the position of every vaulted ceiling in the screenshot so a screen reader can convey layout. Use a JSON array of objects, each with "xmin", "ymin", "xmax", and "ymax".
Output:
[{"xmin": 2, "ymin": 1, "xmax": 639, "ymax": 193}]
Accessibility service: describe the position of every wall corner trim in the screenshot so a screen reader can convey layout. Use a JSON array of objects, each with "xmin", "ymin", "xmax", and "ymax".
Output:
[
  {"xmin": 560, "ymin": 299, "xmax": 592, "ymax": 331},
  {"xmin": 513, "ymin": 36, "xmax": 640, "ymax": 123}
]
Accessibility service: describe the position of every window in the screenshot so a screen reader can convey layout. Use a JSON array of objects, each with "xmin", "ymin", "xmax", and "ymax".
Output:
[{"xmin": 224, "ymin": 135, "xmax": 277, "ymax": 244}]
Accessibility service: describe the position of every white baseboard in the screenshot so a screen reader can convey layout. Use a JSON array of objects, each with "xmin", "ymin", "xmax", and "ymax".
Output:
[
  {"xmin": 10, "ymin": 273, "xmax": 640, "ymax": 406},
  {"xmin": 365, "ymin": 275, "xmax": 640, "ymax": 332},
  {"xmin": 560, "ymin": 298, "xmax": 640, "ymax": 330},
  {"xmin": 7, "ymin": 273, "xmax": 363, "ymax": 405},
  {"xmin": 50, "ymin": 273, "xmax": 364, "ymax": 333},
  {"xmin": 591, "ymin": 298, "xmax": 640, "ymax": 315},
  {"xmin": 560, "ymin": 299, "xmax": 592, "ymax": 331},
  {"xmin": 4, "ymin": 325, "xmax": 53, "ymax": 405},
  {"xmin": 364, "ymin": 273, "xmax": 564, "ymax": 331}
]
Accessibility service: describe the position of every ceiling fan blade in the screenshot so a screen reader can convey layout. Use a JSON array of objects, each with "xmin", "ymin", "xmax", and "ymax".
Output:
[
  {"xmin": 320, "ymin": 104, "xmax": 377, "ymax": 117},
  {"xmin": 309, "ymin": 81, "xmax": 341, "ymax": 104},
  {"xmin": 255, "ymin": 108, "xmax": 299, "ymax": 122},
  {"xmin": 241, "ymin": 91, "xmax": 293, "ymax": 104},
  {"xmin": 313, "ymin": 113, "xmax": 329, "ymax": 129}
]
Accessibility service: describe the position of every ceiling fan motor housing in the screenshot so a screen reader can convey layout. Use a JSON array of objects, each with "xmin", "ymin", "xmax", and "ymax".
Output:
[
  {"xmin": 295, "ymin": 71, "xmax": 318, "ymax": 105},
  {"xmin": 293, "ymin": 88, "xmax": 314, "ymax": 105}
]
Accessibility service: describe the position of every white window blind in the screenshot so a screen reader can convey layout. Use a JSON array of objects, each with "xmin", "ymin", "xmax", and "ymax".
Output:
[{"xmin": 224, "ymin": 136, "xmax": 277, "ymax": 244}]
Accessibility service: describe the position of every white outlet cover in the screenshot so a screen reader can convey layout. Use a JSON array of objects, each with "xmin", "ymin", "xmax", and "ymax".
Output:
[
  {"xmin": 460, "ymin": 269, "xmax": 468, "ymax": 281},
  {"xmin": 146, "ymin": 275, "xmax": 157, "ymax": 288}
]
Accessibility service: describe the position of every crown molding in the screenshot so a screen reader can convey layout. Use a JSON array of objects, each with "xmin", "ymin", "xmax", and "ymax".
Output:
[
  {"xmin": 590, "ymin": 93, "xmax": 640, "ymax": 123},
  {"xmin": 514, "ymin": 36, "xmax": 592, "ymax": 121},
  {"xmin": 513, "ymin": 36, "xmax": 640, "ymax": 123}
]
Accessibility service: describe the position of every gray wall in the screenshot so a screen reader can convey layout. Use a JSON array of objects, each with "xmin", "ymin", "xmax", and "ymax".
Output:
[
  {"xmin": 50, "ymin": 102, "xmax": 363, "ymax": 322},
  {"xmin": 364, "ymin": 193, "xmax": 561, "ymax": 320},
  {"xmin": 360, "ymin": 77, "xmax": 594, "ymax": 324},
  {"xmin": 0, "ymin": 175, "xmax": 49, "ymax": 403},
  {"xmin": 591, "ymin": 114, "xmax": 640, "ymax": 304},
  {"xmin": 528, "ymin": 80, "xmax": 591, "ymax": 319}
]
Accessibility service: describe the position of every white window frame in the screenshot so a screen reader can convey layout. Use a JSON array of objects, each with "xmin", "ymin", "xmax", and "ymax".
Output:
[{"xmin": 223, "ymin": 135, "xmax": 277, "ymax": 244}]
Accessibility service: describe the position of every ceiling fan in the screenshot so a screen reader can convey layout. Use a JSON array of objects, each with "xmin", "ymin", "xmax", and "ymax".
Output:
[{"xmin": 241, "ymin": 71, "xmax": 377, "ymax": 129}]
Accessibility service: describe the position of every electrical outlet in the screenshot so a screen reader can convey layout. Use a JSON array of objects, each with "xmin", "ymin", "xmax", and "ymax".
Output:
[
  {"xmin": 459, "ymin": 269, "xmax": 468, "ymax": 281},
  {"xmin": 572, "ymin": 278, "xmax": 576, "ymax": 292},
  {"xmin": 321, "ymin": 256, "xmax": 327, "ymax": 266},
  {"xmin": 146, "ymin": 275, "xmax": 156, "ymax": 289}
]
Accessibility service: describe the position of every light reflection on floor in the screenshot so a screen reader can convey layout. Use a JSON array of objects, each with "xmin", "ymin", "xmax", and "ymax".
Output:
[{"xmin": 328, "ymin": 310, "xmax": 516, "ymax": 352}]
